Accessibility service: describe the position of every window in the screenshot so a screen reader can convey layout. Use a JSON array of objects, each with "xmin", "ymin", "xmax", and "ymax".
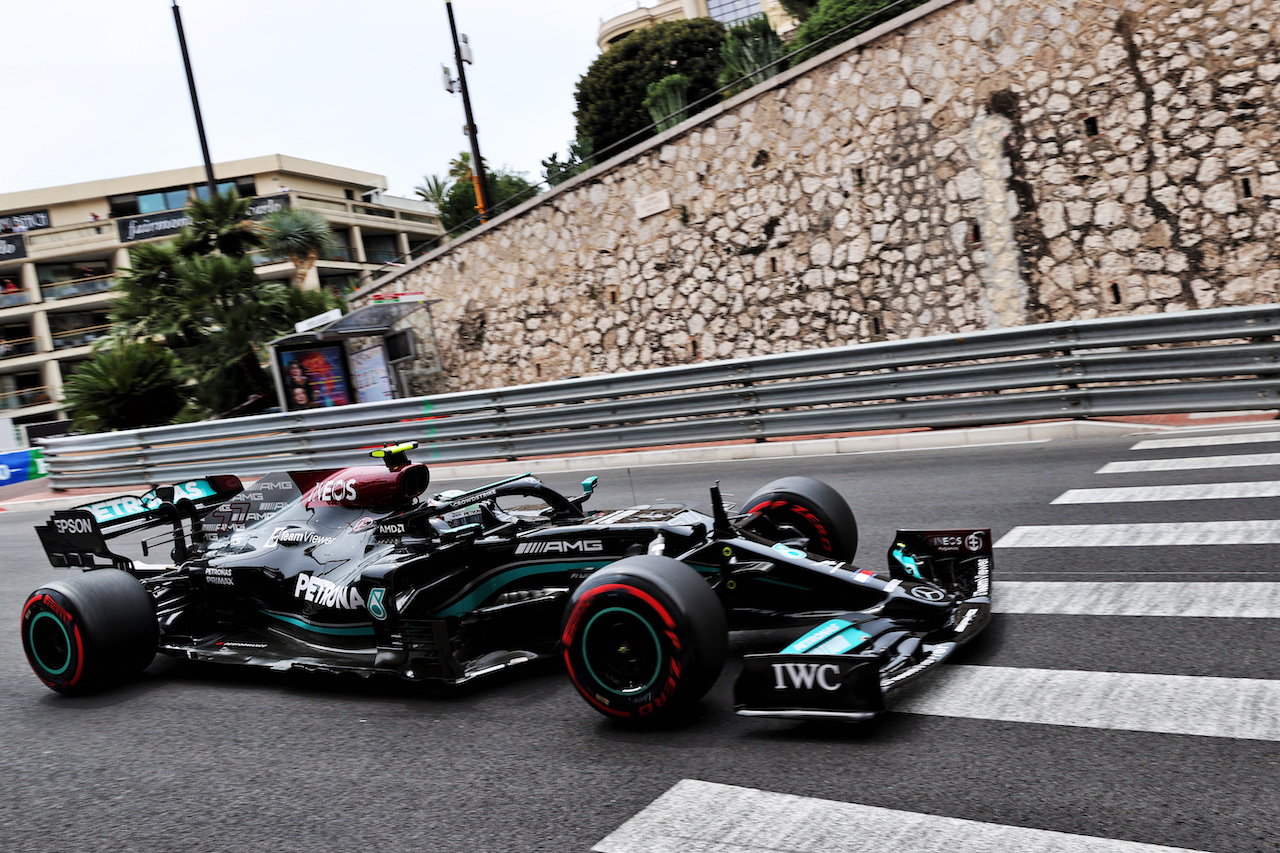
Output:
[
  {"xmin": 195, "ymin": 176, "xmax": 257, "ymax": 201},
  {"xmin": 35, "ymin": 260, "xmax": 108, "ymax": 285},
  {"xmin": 706, "ymin": 0, "xmax": 762, "ymax": 26},
  {"xmin": 109, "ymin": 185, "xmax": 189, "ymax": 216},
  {"xmin": 385, "ymin": 329, "xmax": 416, "ymax": 364}
]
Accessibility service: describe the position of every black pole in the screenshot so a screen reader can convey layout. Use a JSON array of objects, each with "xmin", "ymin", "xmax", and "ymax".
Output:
[
  {"xmin": 172, "ymin": 1, "xmax": 217, "ymax": 197},
  {"xmin": 445, "ymin": 1, "xmax": 490, "ymax": 222}
]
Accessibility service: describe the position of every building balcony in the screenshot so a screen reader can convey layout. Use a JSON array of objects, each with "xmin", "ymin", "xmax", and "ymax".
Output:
[
  {"xmin": 0, "ymin": 289, "xmax": 32, "ymax": 309},
  {"xmin": 0, "ymin": 385, "xmax": 52, "ymax": 411},
  {"xmin": 52, "ymin": 323, "xmax": 110, "ymax": 350},
  {"xmin": 39, "ymin": 273, "xmax": 115, "ymax": 301},
  {"xmin": 0, "ymin": 335, "xmax": 38, "ymax": 359}
]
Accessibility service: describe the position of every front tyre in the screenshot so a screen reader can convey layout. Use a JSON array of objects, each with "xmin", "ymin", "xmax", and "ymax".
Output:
[
  {"xmin": 21, "ymin": 569, "xmax": 158, "ymax": 695},
  {"xmin": 561, "ymin": 556, "xmax": 727, "ymax": 724},
  {"xmin": 741, "ymin": 476, "xmax": 858, "ymax": 562}
]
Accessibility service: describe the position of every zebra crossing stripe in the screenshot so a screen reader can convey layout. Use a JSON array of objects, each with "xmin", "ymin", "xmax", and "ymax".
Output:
[
  {"xmin": 1098, "ymin": 453, "xmax": 1280, "ymax": 473},
  {"xmin": 993, "ymin": 581, "xmax": 1280, "ymax": 618},
  {"xmin": 892, "ymin": 665, "xmax": 1280, "ymax": 742},
  {"xmin": 593, "ymin": 779, "xmax": 1213, "ymax": 853},
  {"xmin": 1131, "ymin": 431, "xmax": 1280, "ymax": 451},
  {"xmin": 1053, "ymin": 481, "xmax": 1280, "ymax": 503},
  {"xmin": 994, "ymin": 520, "xmax": 1280, "ymax": 548}
]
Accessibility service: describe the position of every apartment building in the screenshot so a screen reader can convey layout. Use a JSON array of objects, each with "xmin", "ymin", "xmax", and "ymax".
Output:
[
  {"xmin": 0, "ymin": 154, "xmax": 442, "ymax": 427},
  {"xmin": 597, "ymin": 0, "xmax": 795, "ymax": 50}
]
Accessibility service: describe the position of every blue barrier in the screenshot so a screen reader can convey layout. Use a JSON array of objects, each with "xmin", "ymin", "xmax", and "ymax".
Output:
[{"xmin": 0, "ymin": 448, "xmax": 45, "ymax": 487}]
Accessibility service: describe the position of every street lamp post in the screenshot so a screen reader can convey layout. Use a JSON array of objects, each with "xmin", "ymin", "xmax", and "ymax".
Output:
[
  {"xmin": 443, "ymin": 1, "xmax": 491, "ymax": 223},
  {"xmin": 171, "ymin": 1, "xmax": 217, "ymax": 197}
]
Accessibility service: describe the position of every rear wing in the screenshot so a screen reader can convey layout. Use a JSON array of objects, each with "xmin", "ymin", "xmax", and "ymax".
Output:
[{"xmin": 35, "ymin": 475, "xmax": 244, "ymax": 571}]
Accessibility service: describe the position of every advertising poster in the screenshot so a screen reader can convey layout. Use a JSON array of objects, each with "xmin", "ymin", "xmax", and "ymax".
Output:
[
  {"xmin": 278, "ymin": 344, "xmax": 353, "ymax": 411},
  {"xmin": 349, "ymin": 347, "xmax": 394, "ymax": 403}
]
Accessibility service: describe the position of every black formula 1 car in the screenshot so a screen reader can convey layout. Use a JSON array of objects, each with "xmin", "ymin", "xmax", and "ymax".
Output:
[{"xmin": 21, "ymin": 442, "xmax": 991, "ymax": 724}]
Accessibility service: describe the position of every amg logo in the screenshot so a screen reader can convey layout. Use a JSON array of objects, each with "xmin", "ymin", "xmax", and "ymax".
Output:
[
  {"xmin": 514, "ymin": 540, "xmax": 604, "ymax": 555},
  {"xmin": 771, "ymin": 662, "xmax": 843, "ymax": 692}
]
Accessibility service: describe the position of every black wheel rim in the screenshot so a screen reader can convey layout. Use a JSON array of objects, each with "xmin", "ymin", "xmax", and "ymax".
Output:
[
  {"xmin": 747, "ymin": 499, "xmax": 834, "ymax": 556},
  {"xmin": 28, "ymin": 611, "xmax": 72, "ymax": 677},
  {"xmin": 581, "ymin": 606, "xmax": 662, "ymax": 696}
]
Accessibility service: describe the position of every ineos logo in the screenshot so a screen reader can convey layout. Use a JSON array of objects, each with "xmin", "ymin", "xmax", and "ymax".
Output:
[
  {"xmin": 771, "ymin": 662, "xmax": 842, "ymax": 691},
  {"xmin": 965, "ymin": 532, "xmax": 984, "ymax": 551},
  {"xmin": 909, "ymin": 586, "xmax": 946, "ymax": 602},
  {"xmin": 53, "ymin": 517, "xmax": 93, "ymax": 535}
]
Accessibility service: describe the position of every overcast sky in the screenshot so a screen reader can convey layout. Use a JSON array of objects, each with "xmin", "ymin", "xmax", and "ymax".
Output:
[{"xmin": 3, "ymin": 0, "xmax": 617, "ymax": 199}]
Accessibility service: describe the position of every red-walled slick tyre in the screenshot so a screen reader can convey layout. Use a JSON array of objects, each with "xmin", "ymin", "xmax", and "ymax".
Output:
[
  {"xmin": 741, "ymin": 476, "xmax": 858, "ymax": 562},
  {"xmin": 21, "ymin": 569, "xmax": 158, "ymax": 695},
  {"xmin": 561, "ymin": 556, "xmax": 727, "ymax": 724}
]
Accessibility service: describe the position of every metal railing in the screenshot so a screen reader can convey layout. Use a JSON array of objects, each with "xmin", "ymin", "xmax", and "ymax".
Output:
[
  {"xmin": 39, "ymin": 274, "xmax": 114, "ymax": 300},
  {"xmin": 51, "ymin": 323, "xmax": 110, "ymax": 350},
  {"xmin": 0, "ymin": 386, "xmax": 51, "ymax": 411},
  {"xmin": 0, "ymin": 334, "xmax": 38, "ymax": 359},
  {"xmin": 38, "ymin": 304, "xmax": 1280, "ymax": 489}
]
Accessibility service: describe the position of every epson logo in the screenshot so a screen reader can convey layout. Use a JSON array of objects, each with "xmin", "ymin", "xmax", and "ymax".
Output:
[
  {"xmin": 771, "ymin": 662, "xmax": 843, "ymax": 692},
  {"xmin": 53, "ymin": 517, "xmax": 93, "ymax": 535},
  {"xmin": 514, "ymin": 540, "xmax": 604, "ymax": 555}
]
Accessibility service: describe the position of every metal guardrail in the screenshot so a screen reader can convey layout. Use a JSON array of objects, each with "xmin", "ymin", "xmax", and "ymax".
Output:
[{"xmin": 39, "ymin": 304, "xmax": 1280, "ymax": 489}]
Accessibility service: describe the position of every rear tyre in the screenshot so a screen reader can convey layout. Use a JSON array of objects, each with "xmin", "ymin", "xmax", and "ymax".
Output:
[
  {"xmin": 20, "ymin": 569, "xmax": 158, "ymax": 695},
  {"xmin": 561, "ymin": 556, "xmax": 727, "ymax": 724},
  {"xmin": 741, "ymin": 476, "xmax": 858, "ymax": 562}
]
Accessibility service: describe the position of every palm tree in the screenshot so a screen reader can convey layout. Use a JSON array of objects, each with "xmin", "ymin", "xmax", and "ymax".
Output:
[
  {"xmin": 259, "ymin": 208, "xmax": 339, "ymax": 289},
  {"xmin": 175, "ymin": 191, "xmax": 261, "ymax": 259},
  {"xmin": 414, "ymin": 174, "xmax": 451, "ymax": 211},
  {"xmin": 644, "ymin": 74, "xmax": 691, "ymax": 131},
  {"xmin": 448, "ymin": 152, "xmax": 475, "ymax": 181},
  {"xmin": 60, "ymin": 342, "xmax": 187, "ymax": 431},
  {"xmin": 718, "ymin": 16, "xmax": 786, "ymax": 96}
]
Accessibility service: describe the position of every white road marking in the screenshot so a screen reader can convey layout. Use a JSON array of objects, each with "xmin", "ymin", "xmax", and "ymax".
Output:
[
  {"xmin": 993, "ymin": 581, "xmax": 1280, "ymax": 618},
  {"xmin": 994, "ymin": 520, "xmax": 1280, "ymax": 547},
  {"xmin": 893, "ymin": 666, "xmax": 1280, "ymax": 741},
  {"xmin": 1098, "ymin": 453, "xmax": 1280, "ymax": 473},
  {"xmin": 1131, "ymin": 430, "xmax": 1280, "ymax": 450},
  {"xmin": 594, "ymin": 779, "xmax": 1215, "ymax": 853},
  {"xmin": 1052, "ymin": 481, "xmax": 1280, "ymax": 503}
]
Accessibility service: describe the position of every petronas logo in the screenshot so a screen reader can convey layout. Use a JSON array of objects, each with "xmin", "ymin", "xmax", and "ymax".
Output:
[{"xmin": 367, "ymin": 588, "xmax": 388, "ymax": 621}]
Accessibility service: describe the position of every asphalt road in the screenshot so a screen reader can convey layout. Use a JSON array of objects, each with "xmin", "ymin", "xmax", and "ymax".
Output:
[{"xmin": 2, "ymin": 427, "xmax": 1278, "ymax": 852}]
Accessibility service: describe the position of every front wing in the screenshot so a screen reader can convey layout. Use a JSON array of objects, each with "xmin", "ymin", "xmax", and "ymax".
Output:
[{"xmin": 733, "ymin": 527, "xmax": 992, "ymax": 721}]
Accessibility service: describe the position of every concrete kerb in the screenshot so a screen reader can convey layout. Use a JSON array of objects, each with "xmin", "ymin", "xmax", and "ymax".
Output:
[{"xmin": 0, "ymin": 418, "xmax": 1175, "ymax": 514}]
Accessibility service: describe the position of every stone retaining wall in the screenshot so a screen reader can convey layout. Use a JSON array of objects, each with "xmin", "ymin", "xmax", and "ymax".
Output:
[{"xmin": 354, "ymin": 0, "xmax": 1280, "ymax": 393}]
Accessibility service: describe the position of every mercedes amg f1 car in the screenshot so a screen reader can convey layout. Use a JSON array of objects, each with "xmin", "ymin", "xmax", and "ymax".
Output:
[{"xmin": 22, "ymin": 442, "xmax": 992, "ymax": 724}]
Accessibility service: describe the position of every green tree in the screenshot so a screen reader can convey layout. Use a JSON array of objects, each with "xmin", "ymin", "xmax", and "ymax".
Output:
[
  {"xmin": 174, "ymin": 190, "xmax": 261, "ymax": 259},
  {"xmin": 644, "ymin": 73, "xmax": 692, "ymax": 131},
  {"xmin": 789, "ymin": 0, "xmax": 926, "ymax": 66},
  {"xmin": 414, "ymin": 174, "xmax": 451, "ymax": 209},
  {"xmin": 60, "ymin": 342, "xmax": 187, "ymax": 431},
  {"xmin": 259, "ymin": 207, "xmax": 339, "ymax": 289},
  {"xmin": 448, "ymin": 151, "xmax": 487, "ymax": 181},
  {"xmin": 718, "ymin": 15, "xmax": 786, "ymax": 96},
  {"xmin": 542, "ymin": 137, "xmax": 594, "ymax": 187},
  {"xmin": 439, "ymin": 169, "xmax": 536, "ymax": 234},
  {"xmin": 574, "ymin": 18, "xmax": 726, "ymax": 156},
  {"xmin": 93, "ymin": 192, "xmax": 343, "ymax": 422},
  {"xmin": 780, "ymin": 0, "xmax": 821, "ymax": 22}
]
